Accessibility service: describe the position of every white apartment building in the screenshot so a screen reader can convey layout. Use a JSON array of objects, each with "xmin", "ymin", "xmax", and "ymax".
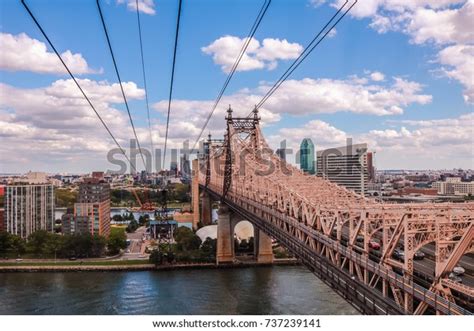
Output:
[{"xmin": 5, "ymin": 183, "xmax": 55, "ymax": 238}]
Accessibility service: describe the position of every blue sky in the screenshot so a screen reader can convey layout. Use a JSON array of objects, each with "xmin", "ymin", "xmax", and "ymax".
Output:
[{"xmin": 0, "ymin": 0, "xmax": 473, "ymax": 173}]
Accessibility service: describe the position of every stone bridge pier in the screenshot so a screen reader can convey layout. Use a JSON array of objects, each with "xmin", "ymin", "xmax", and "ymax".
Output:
[{"xmin": 216, "ymin": 205, "xmax": 274, "ymax": 264}]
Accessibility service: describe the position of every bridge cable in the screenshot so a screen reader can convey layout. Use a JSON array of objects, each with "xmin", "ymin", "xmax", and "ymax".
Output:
[
  {"xmin": 191, "ymin": 0, "xmax": 272, "ymax": 151},
  {"xmin": 247, "ymin": 0, "xmax": 356, "ymax": 117},
  {"xmin": 21, "ymin": 0, "xmax": 137, "ymax": 173},
  {"xmin": 97, "ymin": 0, "xmax": 147, "ymax": 171},
  {"xmin": 136, "ymin": 0, "xmax": 155, "ymax": 165},
  {"xmin": 162, "ymin": 0, "xmax": 183, "ymax": 170}
]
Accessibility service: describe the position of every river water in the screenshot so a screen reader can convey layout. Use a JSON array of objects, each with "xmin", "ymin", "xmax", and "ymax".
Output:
[{"xmin": 0, "ymin": 266, "xmax": 357, "ymax": 315}]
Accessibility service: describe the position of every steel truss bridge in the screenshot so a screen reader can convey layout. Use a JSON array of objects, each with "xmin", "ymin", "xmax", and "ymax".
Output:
[{"xmin": 195, "ymin": 107, "xmax": 474, "ymax": 315}]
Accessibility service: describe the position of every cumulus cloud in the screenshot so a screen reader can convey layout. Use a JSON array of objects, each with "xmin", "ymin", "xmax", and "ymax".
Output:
[
  {"xmin": 322, "ymin": 1, "xmax": 474, "ymax": 104},
  {"xmin": 360, "ymin": 112, "xmax": 474, "ymax": 168},
  {"xmin": 148, "ymin": 72, "xmax": 431, "ymax": 152},
  {"xmin": 437, "ymin": 44, "xmax": 474, "ymax": 103},
  {"xmin": 257, "ymin": 75, "xmax": 431, "ymax": 116},
  {"xmin": 0, "ymin": 32, "xmax": 100, "ymax": 75},
  {"xmin": 370, "ymin": 71, "xmax": 385, "ymax": 81},
  {"xmin": 202, "ymin": 36, "xmax": 303, "ymax": 73},
  {"xmin": 117, "ymin": 0, "xmax": 156, "ymax": 15},
  {"xmin": 0, "ymin": 79, "xmax": 156, "ymax": 172},
  {"xmin": 266, "ymin": 112, "xmax": 473, "ymax": 169}
]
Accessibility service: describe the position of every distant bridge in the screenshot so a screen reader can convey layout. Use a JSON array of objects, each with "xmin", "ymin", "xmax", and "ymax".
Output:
[{"xmin": 192, "ymin": 107, "xmax": 474, "ymax": 315}]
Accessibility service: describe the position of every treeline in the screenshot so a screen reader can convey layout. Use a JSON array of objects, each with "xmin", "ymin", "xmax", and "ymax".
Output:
[
  {"xmin": 111, "ymin": 183, "xmax": 191, "ymax": 206},
  {"xmin": 0, "ymin": 229, "xmax": 126, "ymax": 258},
  {"xmin": 149, "ymin": 226, "xmax": 217, "ymax": 265},
  {"xmin": 55, "ymin": 189, "xmax": 78, "ymax": 208}
]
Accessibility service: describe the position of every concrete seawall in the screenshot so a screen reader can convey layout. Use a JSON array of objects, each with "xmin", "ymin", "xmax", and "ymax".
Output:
[{"xmin": 0, "ymin": 259, "xmax": 300, "ymax": 273}]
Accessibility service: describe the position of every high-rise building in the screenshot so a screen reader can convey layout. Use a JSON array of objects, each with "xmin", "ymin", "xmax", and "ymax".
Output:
[
  {"xmin": 367, "ymin": 152, "xmax": 375, "ymax": 182},
  {"xmin": 299, "ymin": 138, "xmax": 315, "ymax": 174},
  {"xmin": 62, "ymin": 213, "xmax": 90, "ymax": 235},
  {"xmin": 74, "ymin": 177, "xmax": 111, "ymax": 237},
  {"xmin": 316, "ymin": 142, "xmax": 369, "ymax": 195},
  {"xmin": 180, "ymin": 155, "xmax": 191, "ymax": 179},
  {"xmin": 170, "ymin": 161, "xmax": 178, "ymax": 177},
  {"xmin": 5, "ymin": 183, "xmax": 55, "ymax": 238}
]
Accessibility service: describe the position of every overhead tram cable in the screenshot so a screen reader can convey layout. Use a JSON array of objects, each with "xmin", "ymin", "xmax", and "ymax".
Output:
[
  {"xmin": 135, "ymin": 0, "xmax": 155, "ymax": 164},
  {"xmin": 191, "ymin": 0, "xmax": 272, "ymax": 151},
  {"xmin": 21, "ymin": 0, "xmax": 137, "ymax": 173},
  {"xmin": 247, "ymin": 0, "xmax": 357, "ymax": 117},
  {"xmin": 162, "ymin": 0, "xmax": 183, "ymax": 171},
  {"xmin": 157, "ymin": 0, "xmax": 184, "ymax": 256},
  {"xmin": 97, "ymin": 0, "xmax": 147, "ymax": 171}
]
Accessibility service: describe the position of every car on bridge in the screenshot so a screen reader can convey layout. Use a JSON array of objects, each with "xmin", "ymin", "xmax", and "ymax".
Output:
[
  {"xmin": 449, "ymin": 272, "xmax": 463, "ymax": 283},
  {"xmin": 453, "ymin": 266, "xmax": 465, "ymax": 275},
  {"xmin": 369, "ymin": 240, "xmax": 381, "ymax": 250},
  {"xmin": 414, "ymin": 251, "xmax": 425, "ymax": 260},
  {"xmin": 392, "ymin": 249, "xmax": 405, "ymax": 261}
]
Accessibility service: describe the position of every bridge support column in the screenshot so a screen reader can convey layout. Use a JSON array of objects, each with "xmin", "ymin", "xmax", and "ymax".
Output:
[
  {"xmin": 217, "ymin": 205, "xmax": 233, "ymax": 264},
  {"xmin": 256, "ymin": 230, "xmax": 274, "ymax": 263},
  {"xmin": 191, "ymin": 159, "xmax": 200, "ymax": 230},
  {"xmin": 201, "ymin": 191, "xmax": 212, "ymax": 226}
]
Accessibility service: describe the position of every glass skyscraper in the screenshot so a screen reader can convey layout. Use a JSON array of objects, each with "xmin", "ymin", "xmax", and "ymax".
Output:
[{"xmin": 299, "ymin": 138, "xmax": 315, "ymax": 174}]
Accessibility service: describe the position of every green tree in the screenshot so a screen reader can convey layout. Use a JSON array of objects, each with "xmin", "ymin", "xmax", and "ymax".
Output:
[
  {"xmin": 10, "ymin": 235, "xmax": 26, "ymax": 256},
  {"xmin": 126, "ymin": 219, "xmax": 139, "ymax": 233},
  {"xmin": 26, "ymin": 230, "xmax": 51, "ymax": 257},
  {"xmin": 0, "ymin": 231, "xmax": 11, "ymax": 256},
  {"xmin": 45, "ymin": 234, "xmax": 64, "ymax": 259},
  {"xmin": 149, "ymin": 249, "xmax": 163, "ymax": 266},
  {"xmin": 107, "ymin": 229, "xmax": 127, "ymax": 255},
  {"xmin": 55, "ymin": 189, "xmax": 78, "ymax": 208},
  {"xmin": 138, "ymin": 214, "xmax": 150, "ymax": 226},
  {"xmin": 91, "ymin": 234, "xmax": 107, "ymax": 257},
  {"xmin": 112, "ymin": 214, "xmax": 124, "ymax": 223},
  {"xmin": 200, "ymin": 237, "xmax": 217, "ymax": 257},
  {"xmin": 124, "ymin": 212, "xmax": 136, "ymax": 221},
  {"xmin": 174, "ymin": 226, "xmax": 201, "ymax": 251}
]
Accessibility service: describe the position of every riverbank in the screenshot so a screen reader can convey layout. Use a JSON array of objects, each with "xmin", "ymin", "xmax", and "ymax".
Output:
[{"xmin": 0, "ymin": 258, "xmax": 300, "ymax": 272}]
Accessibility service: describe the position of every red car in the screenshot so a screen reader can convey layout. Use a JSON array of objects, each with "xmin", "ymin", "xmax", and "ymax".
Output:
[{"xmin": 369, "ymin": 240, "xmax": 381, "ymax": 250}]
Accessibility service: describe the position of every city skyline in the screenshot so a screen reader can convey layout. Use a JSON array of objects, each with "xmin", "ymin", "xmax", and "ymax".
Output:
[{"xmin": 1, "ymin": 0, "xmax": 473, "ymax": 171}]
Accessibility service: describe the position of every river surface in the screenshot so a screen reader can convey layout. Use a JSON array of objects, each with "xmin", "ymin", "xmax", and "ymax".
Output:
[{"xmin": 0, "ymin": 266, "xmax": 357, "ymax": 315}]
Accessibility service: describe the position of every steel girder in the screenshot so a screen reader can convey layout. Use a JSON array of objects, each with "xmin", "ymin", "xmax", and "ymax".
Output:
[{"xmin": 196, "ymin": 111, "xmax": 474, "ymax": 314}]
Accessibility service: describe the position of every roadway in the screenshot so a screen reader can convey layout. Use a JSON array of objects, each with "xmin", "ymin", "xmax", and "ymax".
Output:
[
  {"xmin": 122, "ymin": 226, "xmax": 148, "ymax": 260},
  {"xmin": 336, "ymin": 227, "xmax": 474, "ymax": 288}
]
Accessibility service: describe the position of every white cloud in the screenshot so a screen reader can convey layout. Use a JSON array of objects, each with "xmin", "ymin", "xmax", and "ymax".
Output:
[
  {"xmin": 370, "ymin": 71, "xmax": 385, "ymax": 81},
  {"xmin": 324, "ymin": 1, "xmax": 474, "ymax": 104},
  {"xmin": 0, "ymin": 32, "xmax": 99, "ymax": 75},
  {"xmin": 256, "ymin": 75, "xmax": 431, "ymax": 116},
  {"xmin": 437, "ymin": 44, "xmax": 474, "ymax": 103},
  {"xmin": 148, "ymin": 72, "xmax": 431, "ymax": 151},
  {"xmin": 117, "ymin": 0, "xmax": 156, "ymax": 15},
  {"xmin": 360, "ymin": 113, "xmax": 474, "ymax": 168},
  {"xmin": 153, "ymin": 74, "xmax": 431, "ymax": 119},
  {"xmin": 202, "ymin": 36, "xmax": 303, "ymax": 73},
  {"xmin": 310, "ymin": 0, "xmax": 327, "ymax": 8},
  {"xmin": 266, "ymin": 112, "xmax": 473, "ymax": 169},
  {"xmin": 327, "ymin": 28, "xmax": 337, "ymax": 38},
  {"xmin": 0, "ymin": 79, "xmax": 155, "ymax": 172}
]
